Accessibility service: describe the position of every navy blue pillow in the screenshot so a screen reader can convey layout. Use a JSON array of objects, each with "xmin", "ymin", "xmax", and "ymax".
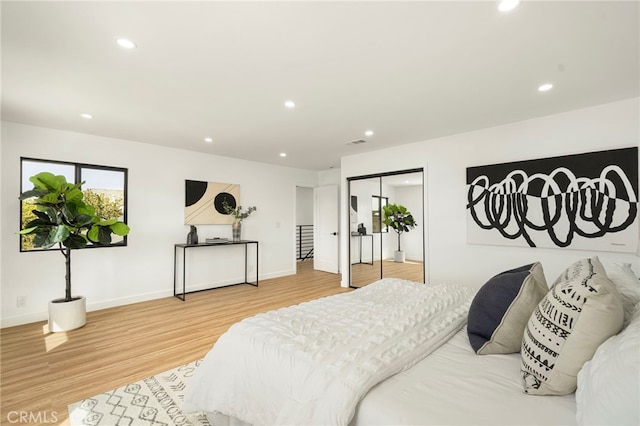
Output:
[{"xmin": 467, "ymin": 262, "xmax": 548, "ymax": 355}]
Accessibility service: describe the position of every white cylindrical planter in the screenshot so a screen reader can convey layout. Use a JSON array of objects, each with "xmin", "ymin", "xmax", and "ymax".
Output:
[
  {"xmin": 394, "ymin": 250, "xmax": 406, "ymax": 263},
  {"xmin": 48, "ymin": 296, "xmax": 86, "ymax": 332}
]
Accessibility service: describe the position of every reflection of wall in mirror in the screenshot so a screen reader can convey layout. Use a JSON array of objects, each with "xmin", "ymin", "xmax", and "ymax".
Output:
[{"xmin": 350, "ymin": 195, "xmax": 358, "ymax": 232}]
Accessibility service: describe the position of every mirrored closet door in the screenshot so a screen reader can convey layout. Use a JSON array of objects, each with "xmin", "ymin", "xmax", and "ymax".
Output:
[{"xmin": 348, "ymin": 168, "xmax": 424, "ymax": 288}]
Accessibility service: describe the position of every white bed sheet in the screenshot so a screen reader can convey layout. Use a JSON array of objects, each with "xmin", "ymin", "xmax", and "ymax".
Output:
[
  {"xmin": 350, "ymin": 327, "xmax": 577, "ymax": 426},
  {"xmin": 187, "ymin": 280, "xmax": 473, "ymax": 426}
]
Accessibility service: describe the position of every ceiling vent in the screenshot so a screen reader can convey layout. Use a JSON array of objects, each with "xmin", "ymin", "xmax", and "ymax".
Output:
[{"xmin": 346, "ymin": 139, "xmax": 367, "ymax": 146}]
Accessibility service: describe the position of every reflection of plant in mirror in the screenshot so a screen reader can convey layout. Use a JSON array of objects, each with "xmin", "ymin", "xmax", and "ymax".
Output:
[{"xmin": 383, "ymin": 203, "xmax": 417, "ymax": 252}]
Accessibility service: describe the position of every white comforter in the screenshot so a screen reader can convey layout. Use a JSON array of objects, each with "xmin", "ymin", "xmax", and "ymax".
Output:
[{"xmin": 183, "ymin": 278, "xmax": 474, "ymax": 426}]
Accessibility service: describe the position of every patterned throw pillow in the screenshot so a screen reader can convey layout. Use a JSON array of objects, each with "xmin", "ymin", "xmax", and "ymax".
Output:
[
  {"xmin": 521, "ymin": 257, "xmax": 624, "ymax": 395},
  {"xmin": 467, "ymin": 262, "xmax": 548, "ymax": 354}
]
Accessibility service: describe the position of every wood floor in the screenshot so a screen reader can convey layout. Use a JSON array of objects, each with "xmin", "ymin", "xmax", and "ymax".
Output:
[
  {"xmin": 351, "ymin": 259, "xmax": 424, "ymax": 287},
  {"xmin": 0, "ymin": 261, "xmax": 350, "ymax": 425}
]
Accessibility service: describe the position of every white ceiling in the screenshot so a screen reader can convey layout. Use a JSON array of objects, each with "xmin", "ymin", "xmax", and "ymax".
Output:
[{"xmin": 2, "ymin": 1, "xmax": 638, "ymax": 171}]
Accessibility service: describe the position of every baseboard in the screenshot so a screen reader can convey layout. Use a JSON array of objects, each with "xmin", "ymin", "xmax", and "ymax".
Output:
[
  {"xmin": 86, "ymin": 289, "xmax": 174, "ymax": 312},
  {"xmin": 1, "ymin": 271, "xmax": 296, "ymax": 328},
  {"xmin": 0, "ymin": 289, "xmax": 173, "ymax": 329},
  {"xmin": 260, "ymin": 268, "xmax": 296, "ymax": 281},
  {"xmin": 0, "ymin": 311, "xmax": 49, "ymax": 329}
]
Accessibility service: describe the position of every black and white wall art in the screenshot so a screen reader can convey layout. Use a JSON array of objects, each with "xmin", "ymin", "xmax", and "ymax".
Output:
[
  {"xmin": 185, "ymin": 180, "xmax": 239, "ymax": 225},
  {"xmin": 466, "ymin": 147, "xmax": 638, "ymax": 253}
]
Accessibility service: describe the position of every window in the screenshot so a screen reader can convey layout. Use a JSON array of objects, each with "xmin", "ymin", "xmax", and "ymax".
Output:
[
  {"xmin": 371, "ymin": 195, "xmax": 388, "ymax": 233},
  {"xmin": 20, "ymin": 158, "xmax": 128, "ymax": 251}
]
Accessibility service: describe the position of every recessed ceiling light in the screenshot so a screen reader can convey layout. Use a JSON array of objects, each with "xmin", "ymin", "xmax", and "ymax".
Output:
[
  {"xmin": 116, "ymin": 38, "xmax": 137, "ymax": 49},
  {"xmin": 280, "ymin": 153, "xmax": 287, "ymax": 158},
  {"xmin": 365, "ymin": 130, "xmax": 374, "ymax": 137},
  {"xmin": 284, "ymin": 100, "xmax": 296, "ymax": 109},
  {"xmin": 538, "ymin": 83, "xmax": 554, "ymax": 92},
  {"xmin": 498, "ymin": 0, "xmax": 521, "ymax": 12},
  {"xmin": 204, "ymin": 137, "xmax": 213, "ymax": 143},
  {"xmin": 80, "ymin": 113, "xmax": 93, "ymax": 119}
]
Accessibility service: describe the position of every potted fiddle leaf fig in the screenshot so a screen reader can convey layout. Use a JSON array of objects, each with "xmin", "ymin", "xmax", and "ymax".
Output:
[
  {"xmin": 383, "ymin": 203, "xmax": 417, "ymax": 263},
  {"xmin": 18, "ymin": 172, "xmax": 130, "ymax": 332}
]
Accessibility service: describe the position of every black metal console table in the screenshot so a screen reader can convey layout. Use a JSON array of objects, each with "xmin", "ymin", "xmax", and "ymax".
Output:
[
  {"xmin": 174, "ymin": 240, "xmax": 258, "ymax": 301},
  {"xmin": 351, "ymin": 234, "xmax": 374, "ymax": 265}
]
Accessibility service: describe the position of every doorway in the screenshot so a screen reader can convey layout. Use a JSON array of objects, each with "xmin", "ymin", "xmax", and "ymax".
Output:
[
  {"xmin": 296, "ymin": 186, "xmax": 314, "ymax": 266},
  {"xmin": 295, "ymin": 185, "xmax": 340, "ymax": 275},
  {"xmin": 314, "ymin": 185, "xmax": 340, "ymax": 274}
]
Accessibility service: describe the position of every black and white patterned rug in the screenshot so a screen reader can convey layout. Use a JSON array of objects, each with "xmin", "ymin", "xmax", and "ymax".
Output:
[{"xmin": 68, "ymin": 359, "xmax": 209, "ymax": 426}]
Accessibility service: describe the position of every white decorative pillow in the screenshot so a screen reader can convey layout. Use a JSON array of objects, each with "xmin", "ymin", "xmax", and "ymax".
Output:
[
  {"xmin": 521, "ymin": 256, "xmax": 624, "ymax": 395},
  {"xmin": 576, "ymin": 306, "xmax": 640, "ymax": 425},
  {"xmin": 605, "ymin": 262, "xmax": 640, "ymax": 328}
]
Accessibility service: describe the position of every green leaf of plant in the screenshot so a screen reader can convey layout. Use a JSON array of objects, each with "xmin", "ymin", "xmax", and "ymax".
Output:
[
  {"xmin": 63, "ymin": 233, "xmax": 87, "ymax": 249},
  {"xmin": 73, "ymin": 214, "xmax": 94, "ymax": 227},
  {"xmin": 77, "ymin": 203, "xmax": 96, "ymax": 217},
  {"xmin": 19, "ymin": 189, "xmax": 45, "ymax": 200},
  {"xmin": 32, "ymin": 209, "xmax": 52, "ymax": 221},
  {"xmin": 40, "ymin": 193, "xmax": 61, "ymax": 204},
  {"xmin": 98, "ymin": 218, "xmax": 117, "ymax": 226},
  {"xmin": 97, "ymin": 226, "xmax": 112, "ymax": 245},
  {"xmin": 49, "ymin": 225, "xmax": 70, "ymax": 243},
  {"xmin": 33, "ymin": 232, "xmax": 51, "ymax": 248},
  {"xmin": 87, "ymin": 225, "xmax": 99, "ymax": 242},
  {"xmin": 17, "ymin": 226, "xmax": 38, "ymax": 235},
  {"xmin": 61, "ymin": 205, "xmax": 76, "ymax": 224},
  {"xmin": 29, "ymin": 172, "xmax": 56, "ymax": 190},
  {"xmin": 66, "ymin": 187, "xmax": 84, "ymax": 203},
  {"xmin": 42, "ymin": 206, "xmax": 59, "ymax": 222},
  {"xmin": 25, "ymin": 218, "xmax": 53, "ymax": 228},
  {"xmin": 110, "ymin": 222, "xmax": 130, "ymax": 236},
  {"xmin": 32, "ymin": 172, "xmax": 67, "ymax": 191}
]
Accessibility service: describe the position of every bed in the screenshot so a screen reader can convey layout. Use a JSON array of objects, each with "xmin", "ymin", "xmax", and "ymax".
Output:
[
  {"xmin": 183, "ymin": 257, "xmax": 640, "ymax": 426},
  {"xmin": 351, "ymin": 326, "xmax": 577, "ymax": 425}
]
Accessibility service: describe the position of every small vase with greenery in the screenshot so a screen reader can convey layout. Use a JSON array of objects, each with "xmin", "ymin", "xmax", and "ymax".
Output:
[
  {"xmin": 223, "ymin": 201, "xmax": 256, "ymax": 242},
  {"xmin": 18, "ymin": 172, "xmax": 130, "ymax": 331},
  {"xmin": 383, "ymin": 203, "xmax": 417, "ymax": 262}
]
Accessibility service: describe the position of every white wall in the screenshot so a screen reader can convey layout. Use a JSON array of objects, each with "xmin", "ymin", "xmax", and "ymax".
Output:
[
  {"xmin": 340, "ymin": 99, "xmax": 640, "ymax": 288},
  {"xmin": 296, "ymin": 187, "xmax": 314, "ymax": 226},
  {"xmin": 1, "ymin": 122, "xmax": 319, "ymax": 327},
  {"xmin": 318, "ymin": 169, "xmax": 341, "ymax": 186}
]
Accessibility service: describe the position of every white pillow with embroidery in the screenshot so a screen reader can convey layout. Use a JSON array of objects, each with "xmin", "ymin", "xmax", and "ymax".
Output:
[{"xmin": 521, "ymin": 256, "xmax": 624, "ymax": 395}]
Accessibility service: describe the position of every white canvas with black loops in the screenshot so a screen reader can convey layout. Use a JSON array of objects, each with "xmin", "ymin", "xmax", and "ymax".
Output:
[{"xmin": 520, "ymin": 257, "xmax": 623, "ymax": 395}]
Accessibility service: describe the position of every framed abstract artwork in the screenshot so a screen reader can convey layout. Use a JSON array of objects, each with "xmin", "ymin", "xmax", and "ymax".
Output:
[
  {"xmin": 185, "ymin": 180, "xmax": 239, "ymax": 225},
  {"xmin": 466, "ymin": 147, "xmax": 638, "ymax": 253}
]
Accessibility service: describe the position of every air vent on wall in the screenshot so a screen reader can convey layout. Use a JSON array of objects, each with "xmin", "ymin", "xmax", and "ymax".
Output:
[{"xmin": 346, "ymin": 139, "xmax": 367, "ymax": 146}]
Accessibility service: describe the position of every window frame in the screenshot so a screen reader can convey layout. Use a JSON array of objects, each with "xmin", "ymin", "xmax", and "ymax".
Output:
[{"xmin": 19, "ymin": 157, "xmax": 129, "ymax": 252}]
